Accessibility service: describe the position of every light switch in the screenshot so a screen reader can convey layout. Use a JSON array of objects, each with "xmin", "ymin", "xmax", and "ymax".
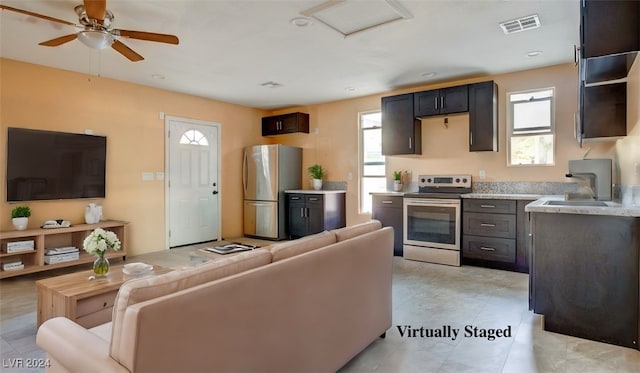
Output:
[
  {"xmin": 155, "ymin": 172, "xmax": 165, "ymax": 180},
  {"xmin": 141, "ymin": 172, "xmax": 154, "ymax": 181}
]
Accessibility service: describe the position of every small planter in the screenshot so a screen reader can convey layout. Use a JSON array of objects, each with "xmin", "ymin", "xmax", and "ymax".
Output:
[
  {"xmin": 312, "ymin": 179, "xmax": 323, "ymax": 190},
  {"xmin": 12, "ymin": 217, "xmax": 28, "ymax": 231},
  {"xmin": 393, "ymin": 180, "xmax": 403, "ymax": 192}
]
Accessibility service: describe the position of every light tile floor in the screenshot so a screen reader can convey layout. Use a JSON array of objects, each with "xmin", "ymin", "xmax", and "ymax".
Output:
[{"xmin": 1, "ymin": 242, "xmax": 639, "ymax": 372}]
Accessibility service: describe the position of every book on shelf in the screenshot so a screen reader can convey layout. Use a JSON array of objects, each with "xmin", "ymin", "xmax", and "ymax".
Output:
[
  {"xmin": 2, "ymin": 260, "xmax": 24, "ymax": 271},
  {"xmin": 200, "ymin": 243, "xmax": 257, "ymax": 255},
  {"xmin": 5, "ymin": 240, "xmax": 35, "ymax": 253},
  {"xmin": 45, "ymin": 246, "xmax": 79, "ymax": 256},
  {"xmin": 44, "ymin": 252, "xmax": 79, "ymax": 264}
]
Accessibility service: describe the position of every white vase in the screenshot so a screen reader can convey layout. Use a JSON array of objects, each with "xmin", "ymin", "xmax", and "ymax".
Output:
[
  {"xmin": 312, "ymin": 179, "xmax": 323, "ymax": 190},
  {"xmin": 12, "ymin": 217, "xmax": 28, "ymax": 231},
  {"xmin": 85, "ymin": 203, "xmax": 100, "ymax": 224},
  {"xmin": 393, "ymin": 180, "xmax": 403, "ymax": 192}
]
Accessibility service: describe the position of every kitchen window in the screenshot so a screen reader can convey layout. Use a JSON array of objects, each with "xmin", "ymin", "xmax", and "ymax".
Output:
[
  {"xmin": 507, "ymin": 88, "xmax": 555, "ymax": 166},
  {"xmin": 360, "ymin": 111, "xmax": 385, "ymax": 213}
]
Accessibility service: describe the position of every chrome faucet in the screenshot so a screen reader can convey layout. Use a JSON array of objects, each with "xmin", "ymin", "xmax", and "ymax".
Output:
[{"xmin": 565, "ymin": 172, "xmax": 597, "ymax": 200}]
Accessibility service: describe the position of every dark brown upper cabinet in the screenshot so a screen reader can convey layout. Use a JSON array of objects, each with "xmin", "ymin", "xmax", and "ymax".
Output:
[
  {"xmin": 262, "ymin": 112, "xmax": 309, "ymax": 136},
  {"xmin": 581, "ymin": 0, "xmax": 639, "ymax": 59},
  {"xmin": 580, "ymin": 82, "xmax": 627, "ymax": 140},
  {"xmin": 381, "ymin": 93, "xmax": 421, "ymax": 155},
  {"xmin": 414, "ymin": 85, "xmax": 468, "ymax": 117},
  {"xmin": 468, "ymin": 81, "xmax": 498, "ymax": 152}
]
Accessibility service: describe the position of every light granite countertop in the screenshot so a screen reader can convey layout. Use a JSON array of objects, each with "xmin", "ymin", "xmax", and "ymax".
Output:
[
  {"xmin": 285, "ymin": 190, "xmax": 346, "ymax": 194},
  {"xmin": 525, "ymin": 196, "xmax": 640, "ymax": 217},
  {"xmin": 461, "ymin": 193, "xmax": 545, "ymax": 200},
  {"xmin": 369, "ymin": 191, "xmax": 407, "ymax": 197}
]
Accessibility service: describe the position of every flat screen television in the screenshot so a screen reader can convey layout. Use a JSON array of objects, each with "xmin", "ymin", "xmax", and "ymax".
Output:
[{"xmin": 6, "ymin": 127, "xmax": 107, "ymax": 202}]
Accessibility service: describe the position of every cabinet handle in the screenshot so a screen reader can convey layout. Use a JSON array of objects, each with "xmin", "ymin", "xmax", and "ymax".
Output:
[
  {"xmin": 382, "ymin": 201, "xmax": 394, "ymax": 204},
  {"xmin": 573, "ymin": 44, "xmax": 579, "ymax": 66},
  {"xmin": 291, "ymin": 196, "xmax": 300, "ymax": 200},
  {"xmin": 300, "ymin": 207, "xmax": 305, "ymax": 218},
  {"xmin": 434, "ymin": 96, "xmax": 438, "ymax": 110},
  {"xmin": 479, "ymin": 246, "xmax": 496, "ymax": 251},
  {"xmin": 441, "ymin": 96, "xmax": 444, "ymax": 109},
  {"xmin": 409, "ymin": 137, "xmax": 412, "ymax": 149},
  {"xmin": 480, "ymin": 205, "xmax": 496, "ymax": 208},
  {"xmin": 309, "ymin": 197, "xmax": 319, "ymax": 201},
  {"xmin": 480, "ymin": 223, "xmax": 496, "ymax": 227},
  {"xmin": 470, "ymin": 131, "xmax": 473, "ymax": 146}
]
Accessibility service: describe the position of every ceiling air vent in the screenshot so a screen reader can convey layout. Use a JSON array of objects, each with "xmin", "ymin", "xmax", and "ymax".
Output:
[{"xmin": 500, "ymin": 14, "xmax": 541, "ymax": 34}]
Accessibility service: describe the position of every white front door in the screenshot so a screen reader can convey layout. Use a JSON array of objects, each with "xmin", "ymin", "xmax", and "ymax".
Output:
[{"xmin": 166, "ymin": 116, "xmax": 221, "ymax": 247}]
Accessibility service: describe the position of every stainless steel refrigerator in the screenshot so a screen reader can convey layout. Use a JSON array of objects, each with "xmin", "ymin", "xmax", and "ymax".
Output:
[{"xmin": 243, "ymin": 144, "xmax": 302, "ymax": 239}]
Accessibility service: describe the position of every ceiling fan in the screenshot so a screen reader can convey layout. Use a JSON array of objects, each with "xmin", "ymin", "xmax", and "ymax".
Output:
[{"xmin": 0, "ymin": 0, "xmax": 179, "ymax": 62}]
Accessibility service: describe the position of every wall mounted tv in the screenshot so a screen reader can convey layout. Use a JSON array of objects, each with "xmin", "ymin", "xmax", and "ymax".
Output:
[{"xmin": 6, "ymin": 127, "xmax": 107, "ymax": 202}]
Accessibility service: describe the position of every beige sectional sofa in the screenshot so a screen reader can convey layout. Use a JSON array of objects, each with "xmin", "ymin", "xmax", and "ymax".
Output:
[{"xmin": 36, "ymin": 220, "xmax": 394, "ymax": 373}]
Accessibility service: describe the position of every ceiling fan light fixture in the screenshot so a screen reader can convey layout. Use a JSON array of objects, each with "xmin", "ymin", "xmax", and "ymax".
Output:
[{"xmin": 77, "ymin": 29, "xmax": 114, "ymax": 49}]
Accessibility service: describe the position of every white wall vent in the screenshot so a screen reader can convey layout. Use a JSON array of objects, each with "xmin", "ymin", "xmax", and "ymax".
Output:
[{"xmin": 500, "ymin": 14, "xmax": 541, "ymax": 34}]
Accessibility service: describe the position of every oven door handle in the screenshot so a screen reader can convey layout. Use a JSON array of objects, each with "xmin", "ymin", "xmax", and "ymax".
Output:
[{"xmin": 404, "ymin": 199, "xmax": 460, "ymax": 206}]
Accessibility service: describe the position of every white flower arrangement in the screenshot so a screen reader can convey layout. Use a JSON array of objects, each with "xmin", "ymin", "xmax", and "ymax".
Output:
[{"xmin": 83, "ymin": 228, "xmax": 122, "ymax": 255}]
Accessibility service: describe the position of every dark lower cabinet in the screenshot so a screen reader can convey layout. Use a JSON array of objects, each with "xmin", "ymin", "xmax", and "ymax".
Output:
[
  {"xmin": 371, "ymin": 195, "xmax": 403, "ymax": 256},
  {"xmin": 530, "ymin": 213, "xmax": 639, "ymax": 349},
  {"xmin": 287, "ymin": 192, "xmax": 346, "ymax": 238},
  {"xmin": 462, "ymin": 198, "xmax": 532, "ymax": 273}
]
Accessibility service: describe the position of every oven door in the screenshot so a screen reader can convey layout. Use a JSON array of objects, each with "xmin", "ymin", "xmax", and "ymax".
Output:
[{"xmin": 403, "ymin": 198, "xmax": 460, "ymax": 250}]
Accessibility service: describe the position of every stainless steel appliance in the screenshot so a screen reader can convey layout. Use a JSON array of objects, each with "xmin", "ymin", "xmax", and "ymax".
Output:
[
  {"xmin": 403, "ymin": 174, "xmax": 471, "ymax": 266},
  {"xmin": 243, "ymin": 144, "xmax": 302, "ymax": 239}
]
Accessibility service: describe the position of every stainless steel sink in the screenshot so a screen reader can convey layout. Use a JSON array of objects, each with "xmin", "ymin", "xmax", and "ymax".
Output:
[{"xmin": 544, "ymin": 200, "xmax": 608, "ymax": 207}]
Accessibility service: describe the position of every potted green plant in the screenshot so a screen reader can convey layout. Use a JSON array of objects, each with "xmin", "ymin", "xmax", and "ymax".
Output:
[
  {"xmin": 11, "ymin": 205, "xmax": 31, "ymax": 231},
  {"xmin": 308, "ymin": 164, "xmax": 325, "ymax": 190},
  {"xmin": 392, "ymin": 171, "xmax": 404, "ymax": 191}
]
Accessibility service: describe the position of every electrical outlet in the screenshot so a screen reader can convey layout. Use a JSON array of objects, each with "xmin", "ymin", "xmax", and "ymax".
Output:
[{"xmin": 479, "ymin": 170, "xmax": 486, "ymax": 179}]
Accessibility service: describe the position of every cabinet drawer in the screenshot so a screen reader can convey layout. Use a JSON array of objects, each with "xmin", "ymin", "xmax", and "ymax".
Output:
[
  {"xmin": 464, "ymin": 199, "xmax": 516, "ymax": 214},
  {"xmin": 76, "ymin": 290, "xmax": 117, "ymax": 317},
  {"xmin": 464, "ymin": 212, "xmax": 516, "ymax": 239},
  {"xmin": 463, "ymin": 235, "xmax": 516, "ymax": 263},
  {"xmin": 76, "ymin": 307, "xmax": 114, "ymax": 329},
  {"xmin": 372, "ymin": 195, "xmax": 402, "ymax": 209},
  {"xmin": 304, "ymin": 195, "xmax": 324, "ymax": 206}
]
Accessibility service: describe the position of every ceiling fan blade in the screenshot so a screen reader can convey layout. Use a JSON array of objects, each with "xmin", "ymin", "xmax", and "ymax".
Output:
[
  {"xmin": 115, "ymin": 29, "xmax": 179, "ymax": 45},
  {"xmin": 39, "ymin": 34, "xmax": 78, "ymax": 47},
  {"xmin": 83, "ymin": 0, "xmax": 106, "ymax": 21},
  {"xmin": 112, "ymin": 40, "xmax": 144, "ymax": 62},
  {"xmin": 0, "ymin": 5, "xmax": 75, "ymax": 26}
]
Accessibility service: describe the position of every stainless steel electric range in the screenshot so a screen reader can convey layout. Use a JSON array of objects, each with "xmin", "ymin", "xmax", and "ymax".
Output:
[{"xmin": 403, "ymin": 174, "xmax": 471, "ymax": 266}]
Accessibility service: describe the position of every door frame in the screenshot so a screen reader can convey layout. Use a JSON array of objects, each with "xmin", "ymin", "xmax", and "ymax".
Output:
[{"xmin": 164, "ymin": 115, "xmax": 222, "ymax": 249}]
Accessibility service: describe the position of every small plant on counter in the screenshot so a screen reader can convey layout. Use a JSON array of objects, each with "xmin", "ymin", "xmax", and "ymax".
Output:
[
  {"xmin": 308, "ymin": 164, "xmax": 325, "ymax": 180},
  {"xmin": 393, "ymin": 171, "xmax": 403, "ymax": 181},
  {"xmin": 11, "ymin": 206, "xmax": 31, "ymax": 218}
]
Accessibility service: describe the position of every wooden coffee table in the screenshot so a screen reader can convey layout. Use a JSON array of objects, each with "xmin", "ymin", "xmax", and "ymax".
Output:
[{"xmin": 36, "ymin": 264, "xmax": 171, "ymax": 328}]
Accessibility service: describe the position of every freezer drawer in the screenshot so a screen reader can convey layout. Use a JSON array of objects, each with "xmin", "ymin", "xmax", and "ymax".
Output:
[{"xmin": 244, "ymin": 200, "xmax": 278, "ymax": 239}]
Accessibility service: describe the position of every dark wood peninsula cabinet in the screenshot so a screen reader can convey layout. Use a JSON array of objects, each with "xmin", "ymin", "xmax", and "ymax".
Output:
[
  {"xmin": 413, "ymin": 85, "xmax": 468, "ymax": 117},
  {"xmin": 468, "ymin": 81, "xmax": 498, "ymax": 152},
  {"xmin": 381, "ymin": 94, "xmax": 421, "ymax": 155},
  {"xmin": 286, "ymin": 192, "xmax": 345, "ymax": 239},
  {"xmin": 262, "ymin": 112, "xmax": 309, "ymax": 136}
]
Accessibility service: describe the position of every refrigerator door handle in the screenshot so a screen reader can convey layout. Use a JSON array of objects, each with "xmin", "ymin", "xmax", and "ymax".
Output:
[{"xmin": 242, "ymin": 150, "xmax": 248, "ymax": 197}]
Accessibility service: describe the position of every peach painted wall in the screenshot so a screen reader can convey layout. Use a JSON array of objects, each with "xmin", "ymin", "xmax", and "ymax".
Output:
[
  {"xmin": 615, "ymin": 57, "xmax": 640, "ymax": 187},
  {"xmin": 269, "ymin": 63, "xmax": 626, "ymax": 225},
  {"xmin": 0, "ymin": 58, "xmax": 264, "ymax": 255}
]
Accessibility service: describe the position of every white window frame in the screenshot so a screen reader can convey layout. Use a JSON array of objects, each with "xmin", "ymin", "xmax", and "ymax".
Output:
[
  {"xmin": 359, "ymin": 111, "xmax": 385, "ymax": 214},
  {"xmin": 507, "ymin": 87, "xmax": 556, "ymax": 167}
]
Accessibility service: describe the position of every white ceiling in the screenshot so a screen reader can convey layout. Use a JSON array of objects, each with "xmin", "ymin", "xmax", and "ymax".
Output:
[{"xmin": 0, "ymin": 0, "xmax": 580, "ymax": 110}]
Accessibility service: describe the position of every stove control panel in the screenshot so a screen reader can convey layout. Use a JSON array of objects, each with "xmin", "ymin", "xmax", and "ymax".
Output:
[{"xmin": 418, "ymin": 174, "xmax": 472, "ymax": 189}]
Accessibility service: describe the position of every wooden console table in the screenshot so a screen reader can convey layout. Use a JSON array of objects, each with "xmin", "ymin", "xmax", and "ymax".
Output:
[
  {"xmin": 36, "ymin": 264, "xmax": 171, "ymax": 328},
  {"xmin": 0, "ymin": 221, "xmax": 127, "ymax": 279}
]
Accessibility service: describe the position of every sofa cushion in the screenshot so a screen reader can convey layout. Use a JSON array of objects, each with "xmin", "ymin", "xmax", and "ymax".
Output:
[
  {"xmin": 270, "ymin": 230, "xmax": 336, "ymax": 262},
  {"xmin": 332, "ymin": 220, "xmax": 382, "ymax": 242},
  {"xmin": 110, "ymin": 249, "xmax": 271, "ymax": 361}
]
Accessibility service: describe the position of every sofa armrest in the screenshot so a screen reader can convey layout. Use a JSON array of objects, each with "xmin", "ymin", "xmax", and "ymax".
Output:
[{"xmin": 36, "ymin": 317, "xmax": 127, "ymax": 373}]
